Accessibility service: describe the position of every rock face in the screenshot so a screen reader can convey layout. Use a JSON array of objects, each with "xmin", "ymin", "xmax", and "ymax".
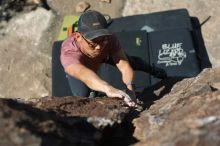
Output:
[
  {"xmin": 0, "ymin": 8, "xmax": 54, "ymax": 99},
  {"xmin": 123, "ymin": 0, "xmax": 220, "ymax": 68},
  {"xmin": 32, "ymin": 96, "xmax": 129, "ymax": 129},
  {"xmin": 1, "ymin": 68, "xmax": 219, "ymax": 146},
  {"xmin": 0, "ymin": 96, "xmax": 131, "ymax": 146},
  {"xmin": 133, "ymin": 68, "xmax": 220, "ymax": 146},
  {"xmin": 0, "ymin": 99, "xmax": 43, "ymax": 146}
]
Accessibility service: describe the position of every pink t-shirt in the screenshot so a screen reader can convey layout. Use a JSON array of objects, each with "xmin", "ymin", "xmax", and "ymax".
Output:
[{"xmin": 60, "ymin": 34, "xmax": 121, "ymax": 71}]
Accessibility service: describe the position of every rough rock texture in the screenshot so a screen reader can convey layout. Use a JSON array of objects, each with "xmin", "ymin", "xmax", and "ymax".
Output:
[
  {"xmin": 123, "ymin": 0, "xmax": 220, "ymax": 67},
  {"xmin": 2, "ymin": 68, "xmax": 220, "ymax": 146},
  {"xmin": 32, "ymin": 96, "xmax": 129, "ymax": 129},
  {"xmin": 0, "ymin": 0, "xmax": 37, "ymax": 22},
  {"xmin": 0, "ymin": 8, "xmax": 54, "ymax": 99},
  {"xmin": 0, "ymin": 96, "xmax": 132, "ymax": 146},
  {"xmin": 47, "ymin": 0, "xmax": 125, "ymax": 18},
  {"xmin": 133, "ymin": 68, "xmax": 220, "ymax": 146},
  {"xmin": 0, "ymin": 99, "xmax": 42, "ymax": 146}
]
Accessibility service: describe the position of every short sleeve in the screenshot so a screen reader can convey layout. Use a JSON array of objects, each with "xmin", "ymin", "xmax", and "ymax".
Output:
[{"xmin": 60, "ymin": 38, "xmax": 83, "ymax": 69}]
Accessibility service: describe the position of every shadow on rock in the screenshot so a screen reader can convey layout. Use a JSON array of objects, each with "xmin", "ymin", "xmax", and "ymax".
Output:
[
  {"xmin": 0, "ymin": 95, "xmax": 139, "ymax": 146},
  {"xmin": 138, "ymin": 77, "xmax": 184, "ymax": 109},
  {"xmin": 2, "ymin": 98, "xmax": 101, "ymax": 146}
]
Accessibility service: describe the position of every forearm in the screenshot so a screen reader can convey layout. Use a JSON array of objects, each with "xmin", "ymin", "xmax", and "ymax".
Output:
[
  {"xmin": 112, "ymin": 50, "xmax": 135, "ymax": 91},
  {"xmin": 81, "ymin": 69, "xmax": 110, "ymax": 92},
  {"xmin": 119, "ymin": 62, "xmax": 135, "ymax": 90},
  {"xmin": 65, "ymin": 64, "xmax": 112, "ymax": 93}
]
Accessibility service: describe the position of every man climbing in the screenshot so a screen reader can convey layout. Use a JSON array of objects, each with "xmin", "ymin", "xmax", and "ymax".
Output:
[{"xmin": 60, "ymin": 10, "xmax": 166, "ymax": 107}]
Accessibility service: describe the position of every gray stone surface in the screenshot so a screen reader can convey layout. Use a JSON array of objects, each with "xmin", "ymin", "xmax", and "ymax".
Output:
[
  {"xmin": 47, "ymin": 0, "xmax": 125, "ymax": 18},
  {"xmin": 0, "ymin": 8, "xmax": 54, "ymax": 99},
  {"xmin": 123, "ymin": 0, "xmax": 220, "ymax": 67}
]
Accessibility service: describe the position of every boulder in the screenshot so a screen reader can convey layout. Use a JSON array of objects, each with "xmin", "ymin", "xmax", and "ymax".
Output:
[
  {"xmin": 0, "ymin": 8, "xmax": 54, "ymax": 99},
  {"xmin": 0, "ymin": 96, "xmax": 130, "ymax": 146},
  {"xmin": 133, "ymin": 68, "xmax": 220, "ymax": 146}
]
